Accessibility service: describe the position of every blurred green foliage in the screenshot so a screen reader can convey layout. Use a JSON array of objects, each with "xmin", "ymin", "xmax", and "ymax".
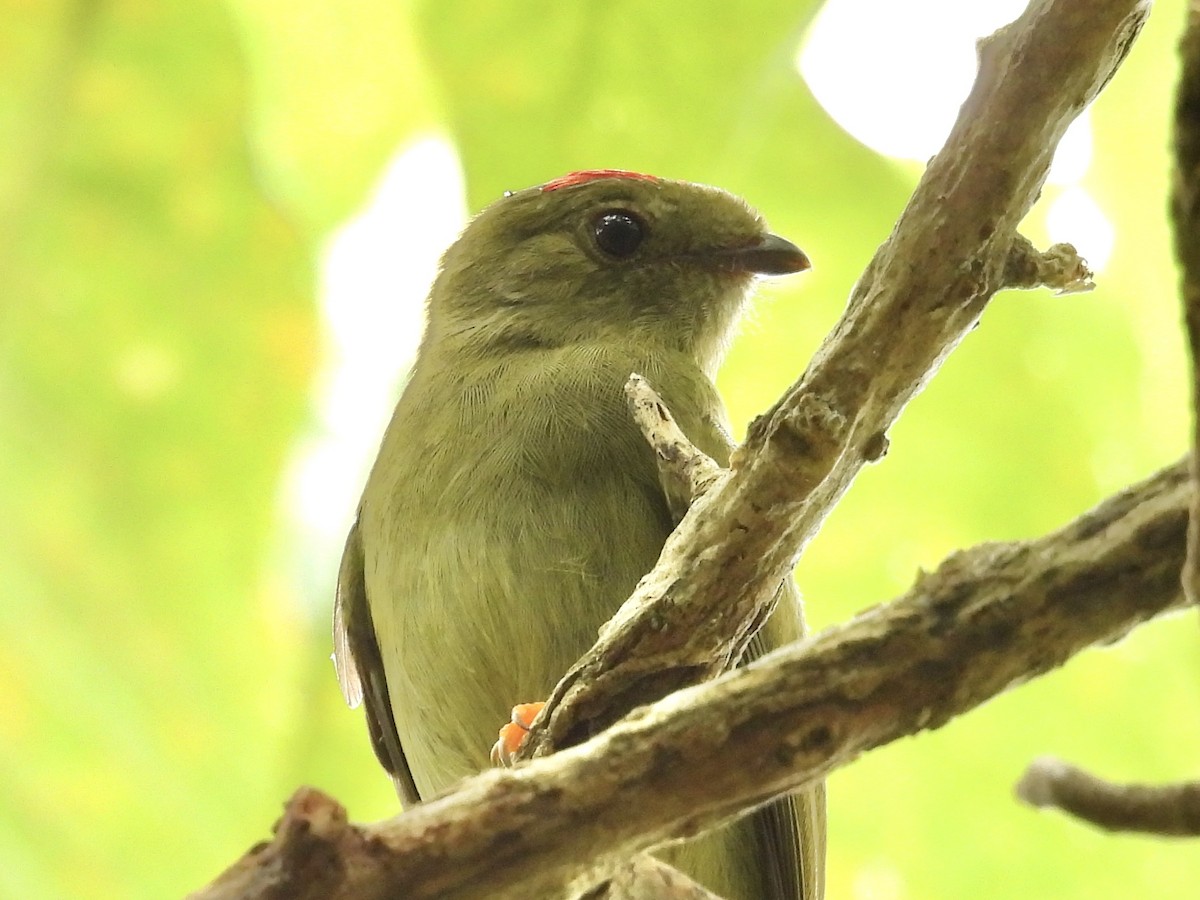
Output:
[{"xmin": 1, "ymin": 0, "xmax": 1196, "ymax": 897}]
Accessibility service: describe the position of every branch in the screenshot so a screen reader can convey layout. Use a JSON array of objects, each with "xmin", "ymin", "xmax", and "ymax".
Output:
[
  {"xmin": 525, "ymin": 0, "xmax": 1150, "ymax": 756},
  {"xmin": 194, "ymin": 461, "xmax": 1189, "ymax": 900},
  {"xmin": 1173, "ymin": 0, "xmax": 1200, "ymax": 606},
  {"xmin": 1016, "ymin": 758, "xmax": 1200, "ymax": 836}
]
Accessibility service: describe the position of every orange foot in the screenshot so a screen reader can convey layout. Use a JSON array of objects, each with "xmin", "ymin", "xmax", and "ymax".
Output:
[{"xmin": 490, "ymin": 701, "xmax": 546, "ymax": 767}]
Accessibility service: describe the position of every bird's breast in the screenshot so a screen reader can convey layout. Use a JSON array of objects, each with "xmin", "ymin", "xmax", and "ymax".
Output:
[{"xmin": 360, "ymin": 345, "xmax": 696, "ymax": 795}]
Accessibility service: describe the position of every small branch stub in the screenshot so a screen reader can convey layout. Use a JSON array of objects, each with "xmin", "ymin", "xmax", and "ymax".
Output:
[
  {"xmin": 625, "ymin": 373, "xmax": 724, "ymax": 510},
  {"xmin": 1002, "ymin": 234, "xmax": 1095, "ymax": 294}
]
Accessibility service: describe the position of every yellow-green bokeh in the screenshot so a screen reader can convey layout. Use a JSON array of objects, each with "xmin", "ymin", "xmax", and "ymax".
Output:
[{"xmin": 1, "ymin": 1, "xmax": 1196, "ymax": 897}]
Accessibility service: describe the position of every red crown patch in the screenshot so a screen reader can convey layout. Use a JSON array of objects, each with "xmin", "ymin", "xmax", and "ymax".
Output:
[{"xmin": 539, "ymin": 169, "xmax": 659, "ymax": 192}]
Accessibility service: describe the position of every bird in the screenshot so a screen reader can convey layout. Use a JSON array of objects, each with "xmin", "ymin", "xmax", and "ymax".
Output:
[{"xmin": 334, "ymin": 169, "xmax": 825, "ymax": 899}]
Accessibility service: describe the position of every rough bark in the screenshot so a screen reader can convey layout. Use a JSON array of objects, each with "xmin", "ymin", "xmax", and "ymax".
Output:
[{"xmin": 192, "ymin": 461, "xmax": 1188, "ymax": 900}]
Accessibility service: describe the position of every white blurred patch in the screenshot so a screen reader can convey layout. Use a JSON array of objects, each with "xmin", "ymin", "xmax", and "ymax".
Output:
[
  {"xmin": 282, "ymin": 137, "xmax": 466, "ymax": 597},
  {"xmin": 1045, "ymin": 185, "xmax": 1114, "ymax": 272},
  {"xmin": 852, "ymin": 858, "xmax": 907, "ymax": 900},
  {"xmin": 1048, "ymin": 116, "xmax": 1092, "ymax": 186},
  {"xmin": 798, "ymin": 0, "xmax": 1027, "ymax": 162},
  {"xmin": 797, "ymin": 0, "xmax": 1111, "ymax": 269}
]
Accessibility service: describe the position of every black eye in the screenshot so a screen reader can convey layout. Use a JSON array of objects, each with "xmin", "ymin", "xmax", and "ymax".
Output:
[{"xmin": 592, "ymin": 210, "xmax": 645, "ymax": 258}]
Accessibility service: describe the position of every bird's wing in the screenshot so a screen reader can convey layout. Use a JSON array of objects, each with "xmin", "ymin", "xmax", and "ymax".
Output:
[
  {"xmin": 747, "ymin": 590, "xmax": 827, "ymax": 900},
  {"xmin": 334, "ymin": 516, "xmax": 420, "ymax": 804}
]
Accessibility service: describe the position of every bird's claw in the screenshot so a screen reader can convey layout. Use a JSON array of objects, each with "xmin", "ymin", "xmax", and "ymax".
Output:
[{"xmin": 490, "ymin": 701, "xmax": 546, "ymax": 767}]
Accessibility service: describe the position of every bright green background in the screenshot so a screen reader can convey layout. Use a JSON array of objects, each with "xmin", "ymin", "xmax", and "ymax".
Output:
[{"xmin": 2, "ymin": 1, "xmax": 1197, "ymax": 897}]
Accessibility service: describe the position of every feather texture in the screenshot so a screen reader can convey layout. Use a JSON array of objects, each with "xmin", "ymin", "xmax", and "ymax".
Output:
[{"xmin": 333, "ymin": 174, "xmax": 824, "ymax": 898}]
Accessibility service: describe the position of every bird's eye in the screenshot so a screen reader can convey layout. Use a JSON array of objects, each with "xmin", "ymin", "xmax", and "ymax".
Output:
[{"xmin": 592, "ymin": 210, "xmax": 646, "ymax": 258}]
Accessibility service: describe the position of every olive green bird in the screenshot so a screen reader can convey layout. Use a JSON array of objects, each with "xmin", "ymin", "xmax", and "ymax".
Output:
[{"xmin": 334, "ymin": 170, "xmax": 825, "ymax": 899}]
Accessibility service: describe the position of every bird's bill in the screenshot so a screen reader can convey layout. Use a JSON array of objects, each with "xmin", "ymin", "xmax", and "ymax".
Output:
[{"xmin": 716, "ymin": 233, "xmax": 811, "ymax": 276}]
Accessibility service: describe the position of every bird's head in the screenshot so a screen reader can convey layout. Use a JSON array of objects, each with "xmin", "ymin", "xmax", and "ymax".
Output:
[{"xmin": 426, "ymin": 170, "xmax": 809, "ymax": 374}]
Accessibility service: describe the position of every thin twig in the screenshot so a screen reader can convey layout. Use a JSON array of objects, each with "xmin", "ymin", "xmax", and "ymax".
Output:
[{"xmin": 1017, "ymin": 758, "xmax": 1200, "ymax": 836}]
